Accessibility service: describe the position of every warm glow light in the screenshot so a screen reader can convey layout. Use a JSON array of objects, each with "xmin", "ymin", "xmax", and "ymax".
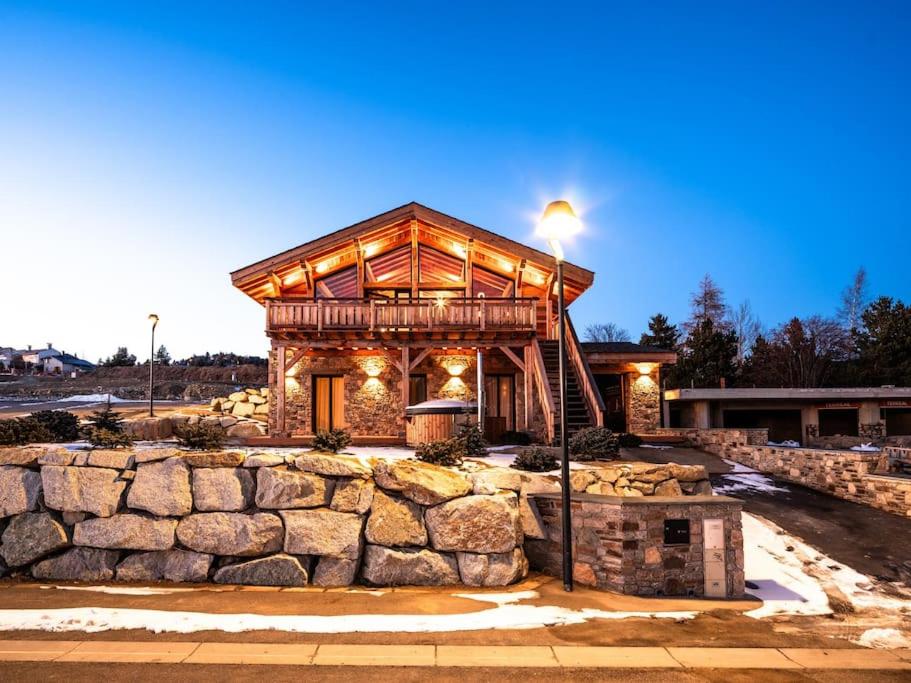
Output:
[
  {"xmin": 364, "ymin": 243, "xmax": 379, "ymax": 257},
  {"xmin": 536, "ymin": 200, "xmax": 582, "ymax": 261},
  {"xmin": 283, "ymin": 271, "xmax": 302, "ymax": 286},
  {"xmin": 315, "ymin": 261, "xmax": 329, "ymax": 274},
  {"xmin": 452, "ymin": 242, "xmax": 467, "ymax": 258},
  {"xmin": 446, "ymin": 273, "xmax": 461, "ymax": 282},
  {"xmin": 500, "ymin": 260, "xmax": 514, "ymax": 272},
  {"xmin": 360, "ymin": 357, "xmax": 386, "ymax": 378},
  {"xmin": 148, "ymin": 313, "xmax": 159, "ymax": 324},
  {"xmin": 377, "ymin": 272, "xmax": 393, "ymax": 282},
  {"xmin": 434, "ymin": 296, "xmax": 447, "ymax": 309},
  {"xmin": 636, "ymin": 363, "xmax": 655, "ymax": 376}
]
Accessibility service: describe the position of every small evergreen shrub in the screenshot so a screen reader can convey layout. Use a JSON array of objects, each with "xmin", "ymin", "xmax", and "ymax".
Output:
[
  {"xmin": 456, "ymin": 423, "xmax": 486, "ymax": 457},
  {"xmin": 85, "ymin": 402, "xmax": 125, "ymax": 433},
  {"xmin": 29, "ymin": 410, "xmax": 80, "ymax": 442},
  {"xmin": 313, "ymin": 429, "xmax": 352, "ymax": 453},
  {"xmin": 618, "ymin": 432, "xmax": 643, "ymax": 448},
  {"xmin": 415, "ymin": 437, "xmax": 464, "ymax": 466},
  {"xmin": 501, "ymin": 430, "xmax": 532, "ymax": 446},
  {"xmin": 568, "ymin": 426, "xmax": 619, "ymax": 461},
  {"xmin": 511, "ymin": 446, "xmax": 558, "ymax": 472},
  {"xmin": 175, "ymin": 423, "xmax": 226, "ymax": 450},
  {"xmin": 0, "ymin": 417, "xmax": 52, "ymax": 445},
  {"xmin": 87, "ymin": 428, "xmax": 133, "ymax": 449}
]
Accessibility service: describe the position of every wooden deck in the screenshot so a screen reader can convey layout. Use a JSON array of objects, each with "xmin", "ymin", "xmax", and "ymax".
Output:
[{"xmin": 266, "ymin": 296, "xmax": 537, "ymax": 342}]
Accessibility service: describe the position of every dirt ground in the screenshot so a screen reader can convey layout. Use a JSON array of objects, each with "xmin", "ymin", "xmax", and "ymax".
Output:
[{"xmin": 0, "ymin": 399, "xmax": 208, "ymax": 420}]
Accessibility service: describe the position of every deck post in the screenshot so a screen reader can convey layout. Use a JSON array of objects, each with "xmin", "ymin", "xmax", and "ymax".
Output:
[
  {"xmin": 523, "ymin": 343, "xmax": 533, "ymax": 432},
  {"xmin": 275, "ymin": 344, "xmax": 286, "ymax": 436},
  {"xmin": 401, "ymin": 346, "xmax": 410, "ymax": 416}
]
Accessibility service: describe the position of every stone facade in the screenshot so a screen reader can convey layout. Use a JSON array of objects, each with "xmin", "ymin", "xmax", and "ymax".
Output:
[
  {"xmin": 625, "ymin": 368, "xmax": 661, "ymax": 434},
  {"xmin": 660, "ymin": 427, "xmax": 911, "ymax": 518},
  {"xmin": 269, "ymin": 348, "xmax": 531, "ymax": 440},
  {"xmin": 526, "ymin": 493, "xmax": 745, "ymax": 598},
  {"xmin": 0, "ymin": 446, "xmax": 530, "ymax": 587}
]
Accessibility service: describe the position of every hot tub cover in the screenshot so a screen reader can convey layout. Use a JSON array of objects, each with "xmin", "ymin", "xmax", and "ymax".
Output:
[{"xmin": 405, "ymin": 399, "xmax": 478, "ymax": 415}]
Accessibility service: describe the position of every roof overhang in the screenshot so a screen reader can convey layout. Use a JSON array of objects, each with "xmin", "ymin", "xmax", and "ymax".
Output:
[{"xmin": 664, "ymin": 387, "xmax": 911, "ymax": 402}]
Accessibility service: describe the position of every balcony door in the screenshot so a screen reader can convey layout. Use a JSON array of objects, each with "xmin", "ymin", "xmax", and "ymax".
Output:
[
  {"xmin": 484, "ymin": 374, "xmax": 515, "ymax": 441},
  {"xmin": 313, "ymin": 376, "xmax": 346, "ymax": 433}
]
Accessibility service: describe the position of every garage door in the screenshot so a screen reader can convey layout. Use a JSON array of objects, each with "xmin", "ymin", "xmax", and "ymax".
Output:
[
  {"xmin": 884, "ymin": 408, "xmax": 911, "ymax": 436},
  {"xmin": 722, "ymin": 409, "xmax": 802, "ymax": 443},
  {"xmin": 818, "ymin": 408, "xmax": 859, "ymax": 437}
]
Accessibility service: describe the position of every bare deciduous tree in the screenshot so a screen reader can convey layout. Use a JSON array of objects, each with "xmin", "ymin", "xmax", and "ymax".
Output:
[
  {"xmin": 838, "ymin": 266, "xmax": 869, "ymax": 333},
  {"xmin": 685, "ymin": 274, "xmax": 728, "ymax": 333},
  {"xmin": 584, "ymin": 322, "xmax": 631, "ymax": 343},
  {"xmin": 731, "ymin": 300, "xmax": 762, "ymax": 362}
]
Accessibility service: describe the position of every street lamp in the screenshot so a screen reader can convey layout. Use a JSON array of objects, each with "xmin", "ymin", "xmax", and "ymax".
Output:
[
  {"xmin": 148, "ymin": 314, "xmax": 159, "ymax": 417},
  {"xmin": 536, "ymin": 199, "xmax": 582, "ymax": 593}
]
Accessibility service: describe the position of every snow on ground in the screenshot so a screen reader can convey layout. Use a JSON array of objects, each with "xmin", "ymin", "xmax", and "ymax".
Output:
[
  {"xmin": 768, "ymin": 440, "xmax": 801, "ymax": 448},
  {"xmin": 851, "ymin": 443, "xmax": 881, "ymax": 452},
  {"xmin": 742, "ymin": 512, "xmax": 911, "ymax": 619},
  {"xmin": 855, "ymin": 628, "xmax": 911, "ymax": 649},
  {"xmin": 714, "ymin": 460, "xmax": 788, "ymax": 495},
  {"xmin": 0, "ymin": 595, "xmax": 695, "ymax": 634},
  {"xmin": 639, "ymin": 444, "xmax": 672, "ymax": 450},
  {"xmin": 40, "ymin": 585, "xmax": 197, "ymax": 596},
  {"xmin": 58, "ymin": 393, "xmax": 126, "ymax": 403}
]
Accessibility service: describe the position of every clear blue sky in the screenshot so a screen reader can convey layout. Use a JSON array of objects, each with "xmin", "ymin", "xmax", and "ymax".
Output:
[{"xmin": 2, "ymin": 1, "xmax": 908, "ymax": 361}]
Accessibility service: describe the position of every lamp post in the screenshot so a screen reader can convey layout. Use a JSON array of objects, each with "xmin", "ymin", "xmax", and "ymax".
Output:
[
  {"xmin": 148, "ymin": 314, "xmax": 159, "ymax": 417},
  {"xmin": 536, "ymin": 200, "xmax": 583, "ymax": 592}
]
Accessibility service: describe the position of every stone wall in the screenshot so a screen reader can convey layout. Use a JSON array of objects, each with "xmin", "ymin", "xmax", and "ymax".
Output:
[
  {"xmin": 660, "ymin": 427, "xmax": 911, "ymax": 518},
  {"xmin": 626, "ymin": 370, "xmax": 661, "ymax": 434},
  {"xmin": 526, "ymin": 493, "xmax": 745, "ymax": 598},
  {"xmin": 121, "ymin": 414, "xmax": 267, "ymax": 442},
  {"xmin": 0, "ymin": 446, "xmax": 532, "ymax": 587}
]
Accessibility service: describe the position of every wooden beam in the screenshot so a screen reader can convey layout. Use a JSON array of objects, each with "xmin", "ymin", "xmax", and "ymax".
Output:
[
  {"xmin": 515, "ymin": 258, "xmax": 526, "ymax": 297},
  {"xmin": 410, "ymin": 220, "xmax": 419, "ymax": 298},
  {"xmin": 401, "ymin": 346, "xmax": 410, "ymax": 410},
  {"xmin": 355, "ymin": 240, "xmax": 365, "ymax": 299},
  {"xmin": 523, "ymin": 344, "xmax": 532, "ymax": 431},
  {"xmin": 465, "ymin": 238, "xmax": 474, "ymax": 296},
  {"xmin": 275, "ymin": 344, "xmax": 286, "ymax": 435},
  {"xmin": 269, "ymin": 272, "xmax": 283, "ymax": 298},
  {"xmin": 286, "ymin": 347, "xmax": 308, "ymax": 371},
  {"xmin": 316, "ymin": 280, "xmax": 333, "ymax": 298},
  {"xmin": 499, "ymin": 346, "xmax": 525, "ymax": 373},
  {"xmin": 409, "ymin": 347, "xmax": 433, "ymax": 370}
]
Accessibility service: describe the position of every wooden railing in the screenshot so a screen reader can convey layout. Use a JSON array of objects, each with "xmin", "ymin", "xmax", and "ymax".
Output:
[
  {"xmin": 530, "ymin": 337, "xmax": 556, "ymax": 444},
  {"xmin": 565, "ymin": 312, "xmax": 605, "ymax": 427},
  {"xmin": 266, "ymin": 297, "xmax": 537, "ymax": 334}
]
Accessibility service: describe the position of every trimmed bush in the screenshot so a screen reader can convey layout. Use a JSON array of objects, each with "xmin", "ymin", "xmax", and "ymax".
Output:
[
  {"xmin": 175, "ymin": 423, "xmax": 226, "ymax": 450},
  {"xmin": 501, "ymin": 430, "xmax": 532, "ymax": 446},
  {"xmin": 568, "ymin": 427, "xmax": 619, "ymax": 461},
  {"xmin": 313, "ymin": 429, "xmax": 352, "ymax": 453},
  {"xmin": 457, "ymin": 423, "xmax": 486, "ymax": 457},
  {"xmin": 618, "ymin": 432, "xmax": 643, "ymax": 448},
  {"xmin": 29, "ymin": 410, "xmax": 80, "ymax": 442},
  {"xmin": 511, "ymin": 446, "xmax": 558, "ymax": 472},
  {"xmin": 87, "ymin": 428, "xmax": 133, "ymax": 449},
  {"xmin": 415, "ymin": 438, "xmax": 464, "ymax": 466}
]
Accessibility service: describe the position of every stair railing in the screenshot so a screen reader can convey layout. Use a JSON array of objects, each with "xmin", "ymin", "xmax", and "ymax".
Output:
[
  {"xmin": 565, "ymin": 312, "xmax": 605, "ymax": 428},
  {"xmin": 530, "ymin": 337, "xmax": 556, "ymax": 444}
]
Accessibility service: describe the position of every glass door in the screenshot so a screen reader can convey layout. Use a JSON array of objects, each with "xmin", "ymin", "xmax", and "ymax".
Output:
[{"xmin": 313, "ymin": 376, "xmax": 346, "ymax": 432}]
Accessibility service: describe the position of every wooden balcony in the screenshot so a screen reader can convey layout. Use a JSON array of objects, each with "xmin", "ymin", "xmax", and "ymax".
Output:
[{"xmin": 266, "ymin": 297, "xmax": 538, "ymax": 344}]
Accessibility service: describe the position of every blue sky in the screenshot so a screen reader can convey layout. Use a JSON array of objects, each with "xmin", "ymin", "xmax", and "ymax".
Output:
[{"xmin": 1, "ymin": 1, "xmax": 908, "ymax": 361}]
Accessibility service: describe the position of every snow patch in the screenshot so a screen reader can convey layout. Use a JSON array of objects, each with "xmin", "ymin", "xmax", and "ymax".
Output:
[
  {"xmin": 639, "ymin": 444, "xmax": 673, "ymax": 450},
  {"xmin": 454, "ymin": 590, "xmax": 539, "ymax": 605},
  {"xmin": 768, "ymin": 440, "xmax": 801, "ymax": 448},
  {"xmin": 58, "ymin": 393, "xmax": 126, "ymax": 403},
  {"xmin": 855, "ymin": 628, "xmax": 911, "ymax": 649},
  {"xmin": 40, "ymin": 585, "xmax": 196, "ymax": 596},
  {"xmin": 851, "ymin": 443, "xmax": 881, "ymax": 452},
  {"xmin": 714, "ymin": 473, "xmax": 787, "ymax": 495},
  {"xmin": 0, "ymin": 603, "xmax": 694, "ymax": 635}
]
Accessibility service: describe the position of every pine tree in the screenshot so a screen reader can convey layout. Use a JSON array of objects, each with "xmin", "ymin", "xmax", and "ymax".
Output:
[
  {"xmin": 854, "ymin": 297, "xmax": 911, "ymax": 385},
  {"xmin": 674, "ymin": 319, "xmax": 739, "ymax": 388},
  {"xmin": 685, "ymin": 274, "xmax": 728, "ymax": 333},
  {"xmin": 639, "ymin": 313, "xmax": 680, "ymax": 350},
  {"xmin": 838, "ymin": 267, "xmax": 869, "ymax": 333},
  {"xmin": 102, "ymin": 347, "xmax": 137, "ymax": 367},
  {"xmin": 154, "ymin": 345, "xmax": 172, "ymax": 366}
]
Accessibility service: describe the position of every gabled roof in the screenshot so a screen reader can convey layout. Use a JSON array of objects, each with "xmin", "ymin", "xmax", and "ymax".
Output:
[
  {"xmin": 53, "ymin": 354, "xmax": 95, "ymax": 369},
  {"xmin": 230, "ymin": 202, "xmax": 595, "ymax": 305},
  {"xmin": 582, "ymin": 342, "xmax": 671, "ymax": 354}
]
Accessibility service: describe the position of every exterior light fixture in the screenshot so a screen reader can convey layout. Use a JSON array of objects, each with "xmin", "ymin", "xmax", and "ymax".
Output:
[
  {"xmin": 536, "ymin": 199, "xmax": 583, "ymax": 593},
  {"xmin": 315, "ymin": 261, "xmax": 330, "ymax": 274},
  {"xmin": 361, "ymin": 357, "xmax": 385, "ymax": 378},
  {"xmin": 636, "ymin": 363, "xmax": 654, "ymax": 376},
  {"xmin": 148, "ymin": 314, "xmax": 159, "ymax": 417},
  {"xmin": 447, "ymin": 363, "xmax": 466, "ymax": 377},
  {"xmin": 435, "ymin": 295, "xmax": 447, "ymax": 310}
]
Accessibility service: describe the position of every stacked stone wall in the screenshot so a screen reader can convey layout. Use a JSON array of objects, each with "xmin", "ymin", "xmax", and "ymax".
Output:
[
  {"xmin": 526, "ymin": 494, "xmax": 744, "ymax": 598},
  {"xmin": 659, "ymin": 427, "xmax": 911, "ymax": 518}
]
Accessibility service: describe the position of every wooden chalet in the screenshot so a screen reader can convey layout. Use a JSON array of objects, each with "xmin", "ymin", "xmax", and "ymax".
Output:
[{"xmin": 231, "ymin": 202, "xmax": 670, "ymax": 444}]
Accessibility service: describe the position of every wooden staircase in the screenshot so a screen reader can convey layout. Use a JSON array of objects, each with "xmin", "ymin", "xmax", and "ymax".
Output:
[{"xmin": 538, "ymin": 339, "xmax": 593, "ymax": 444}]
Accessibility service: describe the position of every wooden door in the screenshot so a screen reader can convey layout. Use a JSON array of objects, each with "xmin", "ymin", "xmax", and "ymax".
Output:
[{"xmin": 313, "ymin": 376, "xmax": 346, "ymax": 433}]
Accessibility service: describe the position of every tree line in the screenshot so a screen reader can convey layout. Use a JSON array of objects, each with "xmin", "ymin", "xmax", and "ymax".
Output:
[
  {"xmin": 99, "ymin": 347, "xmax": 267, "ymax": 368},
  {"xmin": 584, "ymin": 268, "xmax": 911, "ymax": 389}
]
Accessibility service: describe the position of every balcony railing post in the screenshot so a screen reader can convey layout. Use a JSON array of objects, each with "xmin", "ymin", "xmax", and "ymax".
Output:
[
  {"xmin": 480, "ymin": 299, "xmax": 486, "ymax": 331},
  {"xmin": 317, "ymin": 299, "xmax": 323, "ymax": 332},
  {"xmin": 369, "ymin": 299, "xmax": 375, "ymax": 331}
]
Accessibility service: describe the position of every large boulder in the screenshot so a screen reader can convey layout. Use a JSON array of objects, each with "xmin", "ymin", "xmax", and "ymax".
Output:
[
  {"xmin": 0, "ymin": 446, "xmax": 49, "ymax": 467},
  {"xmin": 0, "ymin": 466, "xmax": 42, "ymax": 517},
  {"xmin": 243, "ymin": 452, "xmax": 286, "ymax": 468},
  {"xmin": 226, "ymin": 421, "xmax": 264, "ymax": 438},
  {"xmin": 41, "ymin": 466, "xmax": 126, "ymax": 517},
  {"xmin": 255, "ymin": 467, "xmax": 333, "ymax": 509},
  {"xmin": 469, "ymin": 468, "xmax": 523, "ymax": 495},
  {"xmin": 280, "ymin": 509, "xmax": 363, "ymax": 559},
  {"xmin": 360, "ymin": 545, "xmax": 459, "ymax": 586},
  {"xmin": 85, "ymin": 450, "xmax": 134, "ymax": 469},
  {"xmin": 37, "ymin": 449, "xmax": 76, "ymax": 466},
  {"xmin": 115, "ymin": 549, "xmax": 212, "ymax": 582},
  {"xmin": 372, "ymin": 459, "xmax": 471, "ymax": 505},
  {"xmin": 0, "ymin": 513, "xmax": 69, "ymax": 566},
  {"xmin": 312, "ymin": 557, "xmax": 358, "ymax": 586},
  {"xmin": 127, "ymin": 458, "xmax": 192, "ymax": 516},
  {"xmin": 134, "ymin": 447, "xmax": 183, "ymax": 464},
  {"xmin": 228, "ymin": 391, "xmax": 249, "ymax": 403},
  {"xmin": 192, "ymin": 468, "xmax": 255, "ymax": 511},
  {"xmin": 518, "ymin": 496, "xmax": 547, "ymax": 540},
  {"xmin": 176, "ymin": 513, "xmax": 283, "ymax": 556},
  {"xmin": 654, "ymin": 479, "xmax": 683, "ymax": 496},
  {"xmin": 295, "ymin": 452, "xmax": 372, "ymax": 479},
  {"xmin": 232, "ymin": 402, "xmax": 256, "ymax": 418},
  {"xmin": 213, "ymin": 554, "xmax": 308, "ymax": 586},
  {"xmin": 182, "ymin": 451, "xmax": 246, "ymax": 468},
  {"xmin": 73, "ymin": 514, "xmax": 177, "ymax": 551},
  {"xmin": 330, "ymin": 478, "xmax": 375, "ymax": 514},
  {"xmin": 456, "ymin": 548, "xmax": 529, "ymax": 586},
  {"xmin": 425, "ymin": 493, "xmax": 522, "ymax": 554},
  {"xmin": 365, "ymin": 490, "xmax": 427, "ymax": 547},
  {"xmin": 32, "ymin": 547, "xmax": 120, "ymax": 581}
]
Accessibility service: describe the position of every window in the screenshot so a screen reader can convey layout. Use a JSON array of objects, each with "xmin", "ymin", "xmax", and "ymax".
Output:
[
  {"xmin": 484, "ymin": 374, "xmax": 515, "ymax": 431},
  {"xmin": 663, "ymin": 519, "xmax": 690, "ymax": 546},
  {"xmin": 312, "ymin": 376, "xmax": 346, "ymax": 432},
  {"xmin": 409, "ymin": 374, "xmax": 427, "ymax": 405}
]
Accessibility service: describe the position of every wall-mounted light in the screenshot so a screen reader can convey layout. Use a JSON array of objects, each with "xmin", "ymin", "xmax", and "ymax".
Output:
[
  {"xmin": 447, "ymin": 363, "xmax": 467, "ymax": 377},
  {"xmin": 364, "ymin": 243, "xmax": 379, "ymax": 257},
  {"xmin": 283, "ymin": 271, "xmax": 303, "ymax": 287},
  {"xmin": 636, "ymin": 363, "xmax": 655, "ymax": 376},
  {"xmin": 452, "ymin": 242, "xmax": 467, "ymax": 258},
  {"xmin": 359, "ymin": 356, "xmax": 386, "ymax": 378},
  {"xmin": 434, "ymin": 296, "xmax": 447, "ymax": 310},
  {"xmin": 500, "ymin": 260, "xmax": 514, "ymax": 272}
]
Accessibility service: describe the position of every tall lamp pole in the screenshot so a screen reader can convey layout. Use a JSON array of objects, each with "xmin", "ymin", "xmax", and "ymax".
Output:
[
  {"xmin": 148, "ymin": 314, "xmax": 159, "ymax": 417},
  {"xmin": 536, "ymin": 200, "xmax": 583, "ymax": 593}
]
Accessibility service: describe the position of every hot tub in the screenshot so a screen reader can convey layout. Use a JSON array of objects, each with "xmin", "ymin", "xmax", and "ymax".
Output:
[{"xmin": 405, "ymin": 399, "xmax": 477, "ymax": 446}]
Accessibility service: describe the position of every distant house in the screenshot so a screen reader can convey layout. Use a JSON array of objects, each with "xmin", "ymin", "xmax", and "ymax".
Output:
[
  {"xmin": 44, "ymin": 353, "xmax": 95, "ymax": 375},
  {"xmin": 0, "ymin": 347, "xmax": 16, "ymax": 372},
  {"xmin": 20, "ymin": 344, "xmax": 61, "ymax": 369}
]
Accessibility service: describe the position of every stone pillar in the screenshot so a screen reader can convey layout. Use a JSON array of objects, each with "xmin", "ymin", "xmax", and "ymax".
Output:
[
  {"xmin": 859, "ymin": 401, "xmax": 884, "ymax": 441},
  {"xmin": 801, "ymin": 405, "xmax": 819, "ymax": 445},
  {"xmin": 693, "ymin": 400, "xmax": 711, "ymax": 429},
  {"xmin": 626, "ymin": 368, "xmax": 661, "ymax": 434}
]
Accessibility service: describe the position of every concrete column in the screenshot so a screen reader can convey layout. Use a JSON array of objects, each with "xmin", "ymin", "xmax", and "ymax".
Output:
[
  {"xmin": 801, "ymin": 405, "xmax": 819, "ymax": 445},
  {"xmin": 859, "ymin": 400, "xmax": 884, "ymax": 440},
  {"xmin": 693, "ymin": 400, "xmax": 711, "ymax": 429}
]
